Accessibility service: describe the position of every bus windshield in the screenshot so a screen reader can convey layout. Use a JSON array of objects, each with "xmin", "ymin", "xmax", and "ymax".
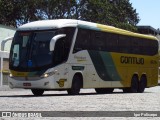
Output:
[
  {"xmin": 9, "ymin": 27, "xmax": 75, "ymax": 72},
  {"xmin": 10, "ymin": 30, "xmax": 57, "ymax": 71}
]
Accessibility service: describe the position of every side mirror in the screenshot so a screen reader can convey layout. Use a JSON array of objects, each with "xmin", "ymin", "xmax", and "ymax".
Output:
[{"xmin": 50, "ymin": 34, "xmax": 66, "ymax": 51}]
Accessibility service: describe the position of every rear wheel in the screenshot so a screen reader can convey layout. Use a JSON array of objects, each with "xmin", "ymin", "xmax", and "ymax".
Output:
[
  {"xmin": 67, "ymin": 75, "xmax": 82, "ymax": 95},
  {"xmin": 123, "ymin": 75, "xmax": 139, "ymax": 93},
  {"xmin": 95, "ymin": 88, "xmax": 114, "ymax": 94},
  {"xmin": 123, "ymin": 88, "xmax": 131, "ymax": 93},
  {"xmin": 138, "ymin": 75, "xmax": 147, "ymax": 93},
  {"xmin": 31, "ymin": 89, "xmax": 44, "ymax": 96}
]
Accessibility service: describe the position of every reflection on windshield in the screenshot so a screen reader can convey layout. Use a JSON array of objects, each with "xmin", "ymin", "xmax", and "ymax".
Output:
[
  {"xmin": 31, "ymin": 31, "xmax": 54, "ymax": 68},
  {"xmin": 12, "ymin": 32, "xmax": 31, "ymax": 68},
  {"xmin": 12, "ymin": 44, "xmax": 19, "ymax": 67}
]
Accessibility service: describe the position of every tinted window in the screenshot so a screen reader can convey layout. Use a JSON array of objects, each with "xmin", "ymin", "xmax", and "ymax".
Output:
[
  {"xmin": 118, "ymin": 35, "xmax": 131, "ymax": 53},
  {"xmin": 73, "ymin": 29, "xmax": 91, "ymax": 53},
  {"xmin": 54, "ymin": 27, "xmax": 75, "ymax": 64},
  {"xmin": 92, "ymin": 31, "xmax": 105, "ymax": 51},
  {"xmin": 63, "ymin": 27, "xmax": 75, "ymax": 61},
  {"xmin": 129, "ymin": 37, "xmax": 158, "ymax": 55},
  {"xmin": 74, "ymin": 28, "xmax": 158, "ymax": 56},
  {"xmin": 106, "ymin": 33, "xmax": 118, "ymax": 52}
]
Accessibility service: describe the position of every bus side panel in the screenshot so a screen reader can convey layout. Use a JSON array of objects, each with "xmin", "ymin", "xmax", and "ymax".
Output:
[
  {"xmin": 68, "ymin": 51, "xmax": 158, "ymax": 89},
  {"xmin": 67, "ymin": 50, "xmax": 100, "ymax": 88},
  {"xmin": 111, "ymin": 53, "xmax": 158, "ymax": 88}
]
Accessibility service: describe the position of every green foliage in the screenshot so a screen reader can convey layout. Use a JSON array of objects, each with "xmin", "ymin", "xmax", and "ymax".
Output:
[
  {"xmin": 78, "ymin": 0, "xmax": 139, "ymax": 31},
  {"xmin": 0, "ymin": 0, "xmax": 140, "ymax": 31},
  {"xmin": 0, "ymin": 0, "xmax": 18, "ymax": 27},
  {"xmin": 37, "ymin": 0, "xmax": 77, "ymax": 19}
]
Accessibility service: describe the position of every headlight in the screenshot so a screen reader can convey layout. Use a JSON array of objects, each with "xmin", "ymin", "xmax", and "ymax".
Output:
[
  {"xmin": 41, "ymin": 71, "xmax": 56, "ymax": 78},
  {"xmin": 9, "ymin": 73, "xmax": 13, "ymax": 78},
  {"xmin": 41, "ymin": 73, "xmax": 49, "ymax": 78},
  {"xmin": 44, "ymin": 73, "xmax": 49, "ymax": 78}
]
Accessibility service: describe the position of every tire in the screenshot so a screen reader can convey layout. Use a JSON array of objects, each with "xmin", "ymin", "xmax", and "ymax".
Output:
[
  {"xmin": 123, "ymin": 88, "xmax": 131, "ymax": 93},
  {"xmin": 123, "ymin": 75, "xmax": 139, "ymax": 93},
  {"xmin": 31, "ymin": 89, "xmax": 44, "ymax": 96},
  {"xmin": 138, "ymin": 75, "xmax": 147, "ymax": 93},
  {"xmin": 67, "ymin": 75, "xmax": 82, "ymax": 95},
  {"xmin": 130, "ymin": 75, "xmax": 139, "ymax": 93},
  {"xmin": 95, "ymin": 88, "xmax": 114, "ymax": 94}
]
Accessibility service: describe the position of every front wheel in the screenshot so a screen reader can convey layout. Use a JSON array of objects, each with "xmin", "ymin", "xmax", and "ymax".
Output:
[
  {"xmin": 67, "ymin": 75, "xmax": 82, "ymax": 95},
  {"xmin": 31, "ymin": 89, "xmax": 44, "ymax": 96}
]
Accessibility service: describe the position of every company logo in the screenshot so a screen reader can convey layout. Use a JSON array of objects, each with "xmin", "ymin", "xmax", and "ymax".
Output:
[
  {"xmin": 120, "ymin": 56, "xmax": 144, "ymax": 65},
  {"xmin": 74, "ymin": 55, "xmax": 87, "ymax": 62}
]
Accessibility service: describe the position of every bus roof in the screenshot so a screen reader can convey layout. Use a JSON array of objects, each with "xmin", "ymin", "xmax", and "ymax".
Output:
[{"xmin": 18, "ymin": 19, "xmax": 157, "ymax": 40}]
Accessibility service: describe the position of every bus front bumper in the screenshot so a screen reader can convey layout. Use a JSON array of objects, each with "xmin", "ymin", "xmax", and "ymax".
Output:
[{"xmin": 8, "ymin": 76, "xmax": 67, "ymax": 89}]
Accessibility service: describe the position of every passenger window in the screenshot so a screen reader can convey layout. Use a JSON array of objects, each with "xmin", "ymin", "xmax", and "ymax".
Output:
[
  {"xmin": 73, "ymin": 28, "xmax": 91, "ymax": 53},
  {"xmin": 92, "ymin": 32, "xmax": 105, "ymax": 51},
  {"xmin": 106, "ymin": 33, "xmax": 118, "ymax": 52},
  {"xmin": 118, "ymin": 35, "xmax": 131, "ymax": 53},
  {"xmin": 131, "ymin": 37, "xmax": 139, "ymax": 54}
]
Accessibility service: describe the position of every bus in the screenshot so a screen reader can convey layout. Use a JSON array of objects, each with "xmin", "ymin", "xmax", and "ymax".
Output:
[{"xmin": 8, "ymin": 19, "xmax": 159, "ymax": 96}]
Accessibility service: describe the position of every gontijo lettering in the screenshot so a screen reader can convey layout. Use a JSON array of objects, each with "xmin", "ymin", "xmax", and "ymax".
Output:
[{"xmin": 120, "ymin": 56, "xmax": 144, "ymax": 64}]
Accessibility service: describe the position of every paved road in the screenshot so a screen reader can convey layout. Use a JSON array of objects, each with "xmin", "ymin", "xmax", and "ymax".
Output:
[{"xmin": 0, "ymin": 86, "xmax": 160, "ymax": 120}]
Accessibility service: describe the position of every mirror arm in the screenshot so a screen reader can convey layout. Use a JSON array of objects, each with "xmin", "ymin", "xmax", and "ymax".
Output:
[{"xmin": 50, "ymin": 34, "xmax": 66, "ymax": 51}]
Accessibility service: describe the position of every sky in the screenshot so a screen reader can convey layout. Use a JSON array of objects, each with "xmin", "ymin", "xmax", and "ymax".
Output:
[{"xmin": 129, "ymin": 0, "xmax": 160, "ymax": 29}]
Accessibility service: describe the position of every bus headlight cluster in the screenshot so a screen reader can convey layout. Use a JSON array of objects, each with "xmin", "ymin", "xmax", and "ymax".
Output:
[
  {"xmin": 44, "ymin": 74, "xmax": 49, "ymax": 78},
  {"xmin": 41, "ymin": 73, "xmax": 49, "ymax": 78},
  {"xmin": 9, "ymin": 73, "xmax": 13, "ymax": 78},
  {"xmin": 41, "ymin": 71, "xmax": 56, "ymax": 78}
]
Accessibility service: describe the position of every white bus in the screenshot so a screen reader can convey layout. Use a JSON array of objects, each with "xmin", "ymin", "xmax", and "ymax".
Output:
[{"xmin": 8, "ymin": 19, "xmax": 159, "ymax": 95}]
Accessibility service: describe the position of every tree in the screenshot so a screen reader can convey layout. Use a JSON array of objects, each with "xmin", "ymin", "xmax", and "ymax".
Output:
[
  {"xmin": 36, "ymin": 0, "xmax": 77, "ymax": 19},
  {"xmin": 0, "ymin": 0, "xmax": 42, "ymax": 27},
  {"xmin": 111, "ymin": 0, "xmax": 140, "ymax": 31},
  {"xmin": 0, "ymin": 0, "xmax": 20, "ymax": 27},
  {"xmin": 16, "ymin": 0, "xmax": 41, "ymax": 26},
  {"xmin": 78, "ymin": 0, "xmax": 140, "ymax": 31},
  {"xmin": 0, "ymin": 0, "xmax": 140, "ymax": 31}
]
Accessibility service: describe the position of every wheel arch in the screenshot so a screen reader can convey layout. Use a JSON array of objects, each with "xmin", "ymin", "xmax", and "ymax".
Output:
[
  {"xmin": 72, "ymin": 72, "xmax": 83, "ymax": 88},
  {"xmin": 141, "ymin": 74, "xmax": 147, "ymax": 78},
  {"xmin": 132, "ymin": 73, "xmax": 139, "ymax": 80}
]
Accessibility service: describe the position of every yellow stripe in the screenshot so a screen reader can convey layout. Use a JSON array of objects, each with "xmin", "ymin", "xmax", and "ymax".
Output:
[
  {"xmin": 97, "ymin": 24, "xmax": 157, "ymax": 40},
  {"xmin": 10, "ymin": 70, "xmax": 28, "ymax": 77}
]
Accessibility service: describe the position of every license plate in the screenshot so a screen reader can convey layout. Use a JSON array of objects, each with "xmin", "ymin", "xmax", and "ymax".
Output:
[{"xmin": 23, "ymin": 83, "xmax": 31, "ymax": 86}]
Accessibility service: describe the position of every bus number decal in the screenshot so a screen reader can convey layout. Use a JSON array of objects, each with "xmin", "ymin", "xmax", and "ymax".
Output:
[{"xmin": 72, "ymin": 66, "xmax": 85, "ymax": 70}]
